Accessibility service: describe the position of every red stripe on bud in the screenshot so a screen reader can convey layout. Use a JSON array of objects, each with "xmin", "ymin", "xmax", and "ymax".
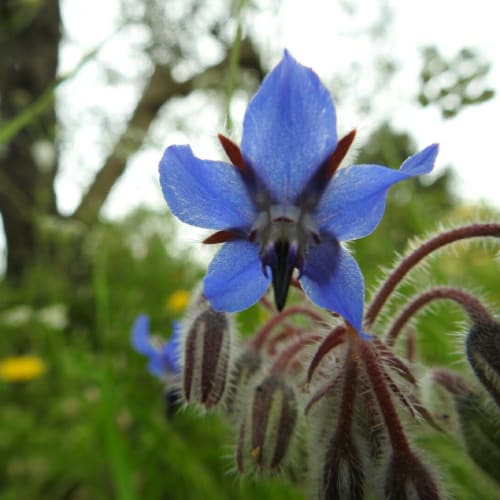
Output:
[
  {"xmin": 251, "ymin": 375, "xmax": 298, "ymax": 470},
  {"xmin": 183, "ymin": 307, "xmax": 232, "ymax": 409},
  {"xmin": 236, "ymin": 375, "xmax": 298, "ymax": 472}
]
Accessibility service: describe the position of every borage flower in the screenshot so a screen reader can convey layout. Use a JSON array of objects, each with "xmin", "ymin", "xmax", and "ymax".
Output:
[
  {"xmin": 159, "ymin": 51, "xmax": 438, "ymax": 331},
  {"xmin": 131, "ymin": 314, "xmax": 181, "ymax": 378}
]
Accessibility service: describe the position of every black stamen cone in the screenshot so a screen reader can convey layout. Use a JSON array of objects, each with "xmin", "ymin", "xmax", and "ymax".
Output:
[{"xmin": 271, "ymin": 240, "xmax": 294, "ymax": 311}]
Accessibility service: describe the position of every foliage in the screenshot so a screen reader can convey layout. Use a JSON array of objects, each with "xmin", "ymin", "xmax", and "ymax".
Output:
[
  {"xmin": 2, "ymin": 145, "xmax": 500, "ymax": 499},
  {"xmin": 418, "ymin": 46, "xmax": 495, "ymax": 119},
  {"xmin": 0, "ymin": 207, "xmax": 302, "ymax": 499}
]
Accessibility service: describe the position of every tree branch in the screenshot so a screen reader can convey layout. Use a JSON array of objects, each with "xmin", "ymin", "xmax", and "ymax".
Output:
[{"xmin": 72, "ymin": 41, "xmax": 262, "ymax": 224}]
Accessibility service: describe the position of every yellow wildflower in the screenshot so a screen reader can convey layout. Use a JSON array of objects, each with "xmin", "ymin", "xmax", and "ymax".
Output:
[
  {"xmin": 0, "ymin": 356, "xmax": 47, "ymax": 382},
  {"xmin": 166, "ymin": 290, "xmax": 190, "ymax": 314}
]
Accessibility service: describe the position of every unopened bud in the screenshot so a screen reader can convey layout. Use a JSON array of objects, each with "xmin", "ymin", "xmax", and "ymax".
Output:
[
  {"xmin": 385, "ymin": 451, "xmax": 441, "ymax": 500},
  {"xmin": 183, "ymin": 307, "xmax": 232, "ymax": 408},
  {"xmin": 454, "ymin": 390, "xmax": 500, "ymax": 482},
  {"xmin": 319, "ymin": 437, "xmax": 365, "ymax": 500},
  {"xmin": 224, "ymin": 348, "xmax": 262, "ymax": 418},
  {"xmin": 466, "ymin": 319, "xmax": 500, "ymax": 407},
  {"xmin": 310, "ymin": 345, "xmax": 368, "ymax": 499},
  {"xmin": 237, "ymin": 375, "xmax": 298, "ymax": 472}
]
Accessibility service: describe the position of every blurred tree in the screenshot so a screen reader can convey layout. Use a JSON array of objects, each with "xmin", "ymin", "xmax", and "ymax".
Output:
[
  {"xmin": 0, "ymin": 0, "xmax": 494, "ymax": 290},
  {"xmin": 418, "ymin": 46, "xmax": 495, "ymax": 119},
  {"xmin": 0, "ymin": 0, "xmax": 263, "ymax": 283},
  {"xmin": 0, "ymin": 0, "xmax": 61, "ymax": 281}
]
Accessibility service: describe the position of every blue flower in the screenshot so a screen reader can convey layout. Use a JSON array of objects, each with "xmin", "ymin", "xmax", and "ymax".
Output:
[
  {"xmin": 159, "ymin": 51, "xmax": 438, "ymax": 332},
  {"xmin": 131, "ymin": 314, "xmax": 181, "ymax": 377}
]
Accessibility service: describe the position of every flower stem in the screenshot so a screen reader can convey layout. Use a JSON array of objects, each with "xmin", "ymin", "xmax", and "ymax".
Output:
[
  {"xmin": 306, "ymin": 325, "xmax": 346, "ymax": 382},
  {"xmin": 251, "ymin": 306, "xmax": 325, "ymax": 351},
  {"xmin": 432, "ymin": 368, "xmax": 472, "ymax": 396},
  {"xmin": 225, "ymin": 0, "xmax": 246, "ymax": 133},
  {"xmin": 270, "ymin": 334, "xmax": 321, "ymax": 374},
  {"xmin": 365, "ymin": 223, "xmax": 500, "ymax": 327},
  {"xmin": 360, "ymin": 340, "xmax": 411, "ymax": 454},
  {"xmin": 386, "ymin": 287, "xmax": 492, "ymax": 345}
]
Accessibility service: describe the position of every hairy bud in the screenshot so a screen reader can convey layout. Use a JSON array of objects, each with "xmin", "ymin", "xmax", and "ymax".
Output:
[
  {"xmin": 183, "ymin": 307, "xmax": 232, "ymax": 408},
  {"xmin": 313, "ymin": 353, "xmax": 367, "ymax": 500},
  {"xmin": 453, "ymin": 390, "xmax": 500, "ymax": 482},
  {"xmin": 237, "ymin": 374, "xmax": 298, "ymax": 473},
  {"xmin": 466, "ymin": 319, "xmax": 500, "ymax": 407},
  {"xmin": 320, "ymin": 436, "xmax": 365, "ymax": 500},
  {"xmin": 385, "ymin": 451, "xmax": 441, "ymax": 500},
  {"xmin": 224, "ymin": 348, "xmax": 262, "ymax": 418}
]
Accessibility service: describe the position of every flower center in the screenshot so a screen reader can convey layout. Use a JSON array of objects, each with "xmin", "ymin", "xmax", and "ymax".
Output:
[{"xmin": 250, "ymin": 204, "xmax": 320, "ymax": 310}]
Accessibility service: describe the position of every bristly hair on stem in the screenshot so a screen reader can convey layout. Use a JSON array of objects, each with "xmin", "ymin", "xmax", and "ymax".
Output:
[
  {"xmin": 365, "ymin": 223, "xmax": 500, "ymax": 327},
  {"xmin": 152, "ymin": 47, "xmax": 500, "ymax": 500},
  {"xmin": 386, "ymin": 286, "xmax": 493, "ymax": 346}
]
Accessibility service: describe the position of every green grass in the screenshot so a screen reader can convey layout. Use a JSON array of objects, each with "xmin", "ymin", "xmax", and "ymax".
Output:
[{"xmin": 1, "ymin": 204, "xmax": 499, "ymax": 499}]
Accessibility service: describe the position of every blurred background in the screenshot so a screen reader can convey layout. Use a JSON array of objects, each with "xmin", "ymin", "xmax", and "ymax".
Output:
[{"xmin": 1, "ymin": 0, "xmax": 499, "ymax": 498}]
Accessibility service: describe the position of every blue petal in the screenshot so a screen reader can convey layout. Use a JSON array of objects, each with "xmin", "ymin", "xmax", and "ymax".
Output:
[
  {"xmin": 300, "ymin": 240, "xmax": 364, "ymax": 332},
  {"xmin": 131, "ymin": 314, "xmax": 156, "ymax": 357},
  {"xmin": 316, "ymin": 144, "xmax": 439, "ymax": 241},
  {"xmin": 147, "ymin": 353, "xmax": 166, "ymax": 377},
  {"xmin": 241, "ymin": 50, "xmax": 337, "ymax": 203},
  {"xmin": 400, "ymin": 143, "xmax": 439, "ymax": 175},
  {"xmin": 162, "ymin": 321, "xmax": 182, "ymax": 375},
  {"xmin": 203, "ymin": 240, "xmax": 271, "ymax": 312},
  {"xmin": 159, "ymin": 145, "xmax": 256, "ymax": 230}
]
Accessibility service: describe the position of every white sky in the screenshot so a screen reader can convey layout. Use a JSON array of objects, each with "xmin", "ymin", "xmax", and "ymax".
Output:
[
  {"xmin": 58, "ymin": 0, "xmax": 500, "ymax": 219},
  {"xmin": 1, "ymin": 0, "xmax": 499, "ymax": 270},
  {"xmin": 263, "ymin": 0, "xmax": 500, "ymax": 207}
]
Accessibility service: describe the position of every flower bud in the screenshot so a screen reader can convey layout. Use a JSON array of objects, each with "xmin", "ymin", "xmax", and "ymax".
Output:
[
  {"xmin": 310, "ymin": 355, "xmax": 368, "ymax": 500},
  {"xmin": 384, "ymin": 451, "xmax": 441, "ymax": 500},
  {"xmin": 224, "ymin": 348, "xmax": 262, "ymax": 418},
  {"xmin": 319, "ymin": 436, "xmax": 365, "ymax": 500},
  {"xmin": 183, "ymin": 307, "xmax": 232, "ymax": 409},
  {"xmin": 466, "ymin": 319, "xmax": 500, "ymax": 407},
  {"xmin": 453, "ymin": 390, "xmax": 500, "ymax": 482},
  {"xmin": 237, "ymin": 374, "xmax": 298, "ymax": 473}
]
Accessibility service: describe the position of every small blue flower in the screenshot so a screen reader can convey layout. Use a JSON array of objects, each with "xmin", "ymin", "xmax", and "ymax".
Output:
[
  {"xmin": 131, "ymin": 314, "xmax": 181, "ymax": 377},
  {"xmin": 159, "ymin": 50, "xmax": 438, "ymax": 332}
]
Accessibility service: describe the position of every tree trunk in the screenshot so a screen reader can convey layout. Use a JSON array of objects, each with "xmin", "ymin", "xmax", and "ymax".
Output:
[
  {"xmin": 0, "ymin": 0, "xmax": 262, "ymax": 283},
  {"xmin": 0, "ymin": 0, "xmax": 61, "ymax": 282}
]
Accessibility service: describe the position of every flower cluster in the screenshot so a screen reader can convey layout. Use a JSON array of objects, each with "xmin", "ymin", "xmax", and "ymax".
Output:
[
  {"xmin": 131, "ymin": 51, "xmax": 500, "ymax": 499},
  {"xmin": 148, "ymin": 222, "xmax": 500, "ymax": 499}
]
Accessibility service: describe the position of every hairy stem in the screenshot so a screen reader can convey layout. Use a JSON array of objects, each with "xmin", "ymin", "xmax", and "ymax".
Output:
[
  {"xmin": 360, "ymin": 341, "xmax": 411, "ymax": 454},
  {"xmin": 386, "ymin": 287, "xmax": 492, "ymax": 345},
  {"xmin": 365, "ymin": 223, "xmax": 500, "ymax": 327},
  {"xmin": 270, "ymin": 334, "xmax": 321, "ymax": 374},
  {"xmin": 251, "ymin": 306, "xmax": 325, "ymax": 351}
]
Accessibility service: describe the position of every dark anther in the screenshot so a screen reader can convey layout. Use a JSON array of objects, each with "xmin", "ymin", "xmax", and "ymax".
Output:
[{"xmin": 271, "ymin": 241, "xmax": 295, "ymax": 311}]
